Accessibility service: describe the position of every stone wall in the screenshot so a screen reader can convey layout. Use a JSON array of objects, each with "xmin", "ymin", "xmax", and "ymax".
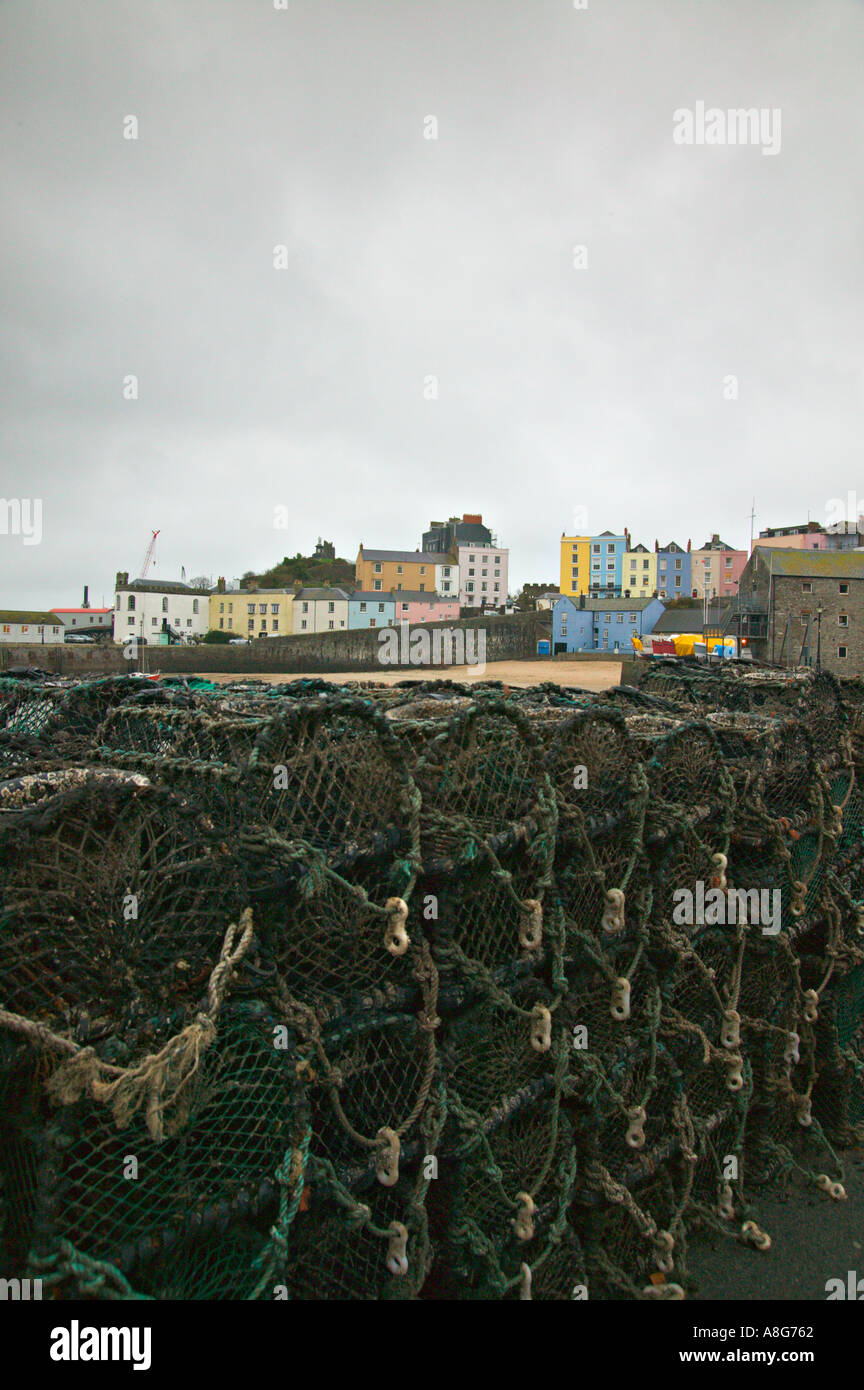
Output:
[{"xmin": 0, "ymin": 612, "xmax": 553, "ymax": 678}]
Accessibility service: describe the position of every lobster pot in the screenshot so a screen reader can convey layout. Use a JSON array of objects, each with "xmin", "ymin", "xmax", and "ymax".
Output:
[
  {"xmin": 435, "ymin": 1090, "xmax": 576, "ymax": 1300},
  {"xmin": 303, "ymin": 1010, "xmax": 438, "ymax": 1188},
  {"xmin": 416, "ymin": 842, "xmax": 559, "ymax": 1001},
  {"xmin": 724, "ymin": 831, "xmax": 822, "ymax": 939},
  {"xmin": 807, "ymin": 961, "xmax": 864, "ymax": 1145},
  {"xmin": 17, "ymin": 1003, "xmax": 303, "ymax": 1299},
  {"xmin": 575, "ymin": 1167, "xmax": 691, "ymax": 1301},
  {"xmin": 408, "ymin": 703, "xmax": 555, "ymax": 866},
  {"xmin": 249, "ymin": 850, "xmax": 421, "ymax": 1016},
  {"xmin": 547, "ymin": 708, "xmax": 649, "ymax": 950},
  {"xmin": 0, "ymin": 774, "xmax": 246, "ymax": 1031},
  {"xmin": 245, "ymin": 698, "xmax": 421, "ymax": 866}
]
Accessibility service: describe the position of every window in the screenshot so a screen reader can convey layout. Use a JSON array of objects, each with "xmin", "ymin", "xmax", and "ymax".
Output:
[
  {"xmin": 328, "ymin": 602, "xmax": 334, "ymax": 613},
  {"xmin": 271, "ymin": 604, "xmax": 278, "ymax": 614},
  {"xmin": 420, "ymin": 567, "xmax": 426, "ymax": 575},
  {"xmin": 248, "ymin": 604, "xmax": 256, "ymax": 614},
  {"xmin": 302, "ymin": 602, "xmax": 309, "ymax": 613},
  {"xmin": 260, "ymin": 619, "xmax": 267, "ymax": 631},
  {"xmin": 359, "ymin": 602, "xmax": 367, "ymax": 613},
  {"xmin": 616, "ymin": 613, "xmax": 623, "ymax": 622},
  {"xmin": 675, "ymin": 559, "xmax": 682, "ymax": 569},
  {"xmin": 674, "ymin": 577, "xmax": 681, "ymax": 587},
  {"xmin": 328, "ymin": 620, "xmax": 334, "ymax": 630},
  {"xmin": 116, "ymin": 595, "xmax": 121, "ymax": 610},
  {"xmin": 607, "ymin": 543, "xmax": 615, "ymax": 553},
  {"xmin": 840, "ymin": 583, "xmax": 849, "ymax": 594},
  {"xmin": 373, "ymin": 580, "xmax": 382, "ymax": 591},
  {"xmin": 152, "ymin": 616, "xmax": 157, "ymax": 626},
  {"xmin": 839, "ymin": 614, "xmax": 849, "ymax": 627},
  {"xmin": 127, "ymin": 616, "xmax": 134, "ymax": 626},
  {"xmin": 802, "ymin": 582, "xmax": 812, "ymax": 593},
  {"xmin": 301, "ymin": 620, "xmax": 307, "ymax": 630},
  {"xmin": 127, "ymin": 596, "xmax": 135, "ymax": 610},
  {"xmin": 219, "ymin": 618, "xmax": 224, "ymax": 629},
  {"xmin": 643, "ymin": 559, "xmax": 649, "ymax": 569},
  {"xmin": 259, "ymin": 603, "xmax": 266, "ymax": 614},
  {"xmin": 629, "ymin": 613, "xmax": 637, "ymax": 622},
  {"xmin": 220, "ymin": 602, "xmax": 224, "ymax": 613},
  {"xmin": 494, "ymin": 583, "xmax": 500, "ymax": 592},
  {"xmin": 593, "ymin": 544, "xmax": 600, "ymax": 554},
  {"xmin": 374, "ymin": 563, "xmax": 382, "ymax": 573},
  {"xmin": 397, "ymin": 565, "xmax": 403, "ymax": 574},
  {"xmin": 193, "ymin": 600, "xmax": 199, "ymax": 614},
  {"xmin": 419, "ymin": 584, "xmax": 425, "ymax": 591},
  {"xmin": 228, "ymin": 604, "xmax": 233, "ymax": 614},
  {"xmin": 467, "ymin": 582, "xmax": 474, "ymax": 593},
  {"xmin": 630, "ymin": 559, "xmax": 637, "ymax": 569},
  {"xmin": 839, "ymin": 646, "xmax": 848, "ymax": 659},
  {"xmin": 468, "ymin": 568, "xmax": 475, "ymax": 576},
  {"xmin": 186, "ymin": 618, "xmax": 192, "ymax": 627},
  {"xmin": 469, "ymin": 555, "xmax": 475, "ymax": 562},
  {"xmin": 378, "ymin": 604, "xmax": 384, "ymax": 612},
  {"xmin": 401, "ymin": 603, "xmax": 409, "ymax": 612}
]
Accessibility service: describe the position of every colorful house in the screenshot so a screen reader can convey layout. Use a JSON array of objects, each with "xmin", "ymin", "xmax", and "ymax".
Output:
[
  {"xmin": 623, "ymin": 544, "xmax": 657, "ymax": 598},
  {"xmin": 347, "ymin": 593, "xmax": 396, "ymax": 629},
  {"xmin": 292, "ymin": 587, "xmax": 351, "ymax": 634},
  {"xmin": 391, "ymin": 593, "xmax": 461, "ymax": 624},
  {"xmin": 209, "ymin": 585, "xmax": 294, "ymax": 639},
  {"xmin": 355, "ymin": 547, "xmax": 441, "ymax": 594},
  {"xmin": 691, "ymin": 535, "xmax": 747, "ymax": 599},
  {"xmin": 552, "ymin": 595, "xmax": 665, "ymax": 654},
  {"xmin": 655, "ymin": 540, "xmax": 692, "ymax": 600},
  {"xmin": 559, "ymin": 534, "xmax": 591, "ymax": 598}
]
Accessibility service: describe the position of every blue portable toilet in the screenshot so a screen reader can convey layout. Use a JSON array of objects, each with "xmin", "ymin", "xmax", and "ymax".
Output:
[{"xmin": 537, "ymin": 639, "xmax": 551, "ymax": 657}]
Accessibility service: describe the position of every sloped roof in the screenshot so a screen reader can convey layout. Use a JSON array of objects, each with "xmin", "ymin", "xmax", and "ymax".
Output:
[
  {"xmin": 359, "ymin": 549, "xmax": 442, "ymax": 565},
  {"xmin": 555, "ymin": 596, "xmax": 660, "ymax": 613},
  {"xmin": 0, "ymin": 610, "xmax": 61, "ymax": 625},
  {"xmin": 752, "ymin": 547, "xmax": 864, "ymax": 578}
]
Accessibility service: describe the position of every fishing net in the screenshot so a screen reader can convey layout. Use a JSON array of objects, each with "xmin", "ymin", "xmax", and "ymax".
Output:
[{"xmin": 1, "ymin": 663, "xmax": 863, "ymax": 1300}]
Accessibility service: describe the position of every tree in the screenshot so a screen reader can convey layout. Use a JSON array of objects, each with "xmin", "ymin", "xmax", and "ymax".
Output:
[{"xmin": 202, "ymin": 628, "xmax": 231, "ymax": 643}]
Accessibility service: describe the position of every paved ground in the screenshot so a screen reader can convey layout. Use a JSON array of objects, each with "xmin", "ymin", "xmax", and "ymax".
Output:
[
  {"xmin": 689, "ymin": 1148, "xmax": 864, "ymax": 1300},
  {"xmin": 190, "ymin": 659, "xmax": 624, "ymax": 690}
]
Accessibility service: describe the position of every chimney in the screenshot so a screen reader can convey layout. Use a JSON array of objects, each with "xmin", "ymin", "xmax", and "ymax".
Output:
[{"xmin": 82, "ymin": 585, "xmax": 89, "ymax": 609}]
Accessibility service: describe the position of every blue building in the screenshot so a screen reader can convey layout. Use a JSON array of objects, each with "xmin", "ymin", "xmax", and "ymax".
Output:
[
  {"xmin": 552, "ymin": 595, "xmax": 665, "ymax": 654},
  {"xmin": 347, "ymin": 592, "xmax": 396, "ymax": 629},
  {"xmin": 655, "ymin": 541, "xmax": 692, "ymax": 601},
  {"xmin": 587, "ymin": 531, "xmax": 628, "ymax": 595}
]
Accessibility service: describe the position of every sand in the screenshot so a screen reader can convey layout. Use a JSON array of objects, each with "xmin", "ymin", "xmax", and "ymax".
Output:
[{"xmin": 187, "ymin": 660, "xmax": 623, "ymax": 690}]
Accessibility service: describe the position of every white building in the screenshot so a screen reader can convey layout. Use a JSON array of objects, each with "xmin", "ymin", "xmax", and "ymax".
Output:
[
  {"xmin": 51, "ymin": 606, "xmax": 113, "ymax": 635},
  {"xmin": 435, "ymin": 561, "xmax": 458, "ymax": 598},
  {"xmin": 113, "ymin": 572, "xmax": 210, "ymax": 644},
  {"xmin": 292, "ymin": 587, "xmax": 351, "ymax": 634},
  {"xmin": 0, "ymin": 610, "xmax": 65, "ymax": 644},
  {"xmin": 457, "ymin": 543, "xmax": 509, "ymax": 608}
]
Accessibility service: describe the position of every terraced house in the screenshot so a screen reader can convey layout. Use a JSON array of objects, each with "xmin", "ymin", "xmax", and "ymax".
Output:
[
  {"xmin": 355, "ymin": 547, "xmax": 440, "ymax": 594},
  {"xmin": 292, "ymin": 587, "xmax": 351, "ymax": 634},
  {"xmin": 209, "ymin": 582, "xmax": 294, "ymax": 638}
]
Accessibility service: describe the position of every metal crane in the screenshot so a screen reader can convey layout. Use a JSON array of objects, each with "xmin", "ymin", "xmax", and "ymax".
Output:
[{"xmin": 137, "ymin": 529, "xmax": 160, "ymax": 579}]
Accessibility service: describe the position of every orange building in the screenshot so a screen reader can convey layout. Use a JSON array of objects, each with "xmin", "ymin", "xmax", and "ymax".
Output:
[{"xmin": 355, "ymin": 546, "xmax": 443, "ymax": 594}]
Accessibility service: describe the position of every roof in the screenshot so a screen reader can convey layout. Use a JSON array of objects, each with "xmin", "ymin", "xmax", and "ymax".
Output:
[
  {"xmin": 752, "ymin": 547, "xmax": 864, "ymax": 578},
  {"xmin": 652, "ymin": 604, "xmax": 730, "ymax": 634},
  {"xmin": 555, "ymin": 596, "xmax": 660, "ymax": 613},
  {"xmin": 120, "ymin": 579, "xmax": 210, "ymax": 595},
  {"xmin": 350, "ymin": 591, "xmax": 397, "ymax": 602},
  {"xmin": 50, "ymin": 607, "xmax": 113, "ymax": 614},
  {"xmin": 0, "ymin": 610, "xmax": 62, "ymax": 625},
  {"xmin": 391, "ymin": 591, "xmax": 457, "ymax": 602},
  {"xmin": 293, "ymin": 587, "xmax": 352, "ymax": 601},
  {"xmin": 358, "ymin": 548, "xmax": 442, "ymax": 565},
  {"xmin": 628, "ymin": 543, "xmax": 650, "ymax": 553},
  {"xmin": 659, "ymin": 541, "xmax": 686, "ymax": 553}
]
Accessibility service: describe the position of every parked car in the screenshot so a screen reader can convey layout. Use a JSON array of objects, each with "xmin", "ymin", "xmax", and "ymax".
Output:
[
  {"xmin": 229, "ymin": 638, "xmax": 250, "ymax": 645},
  {"xmin": 65, "ymin": 633, "xmax": 95, "ymax": 643}
]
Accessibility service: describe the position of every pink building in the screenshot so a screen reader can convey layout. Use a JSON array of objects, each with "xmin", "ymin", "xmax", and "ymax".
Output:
[
  {"xmin": 751, "ymin": 524, "xmax": 827, "ymax": 553},
  {"xmin": 392, "ymin": 592, "xmax": 461, "ymax": 624},
  {"xmin": 691, "ymin": 535, "xmax": 748, "ymax": 598}
]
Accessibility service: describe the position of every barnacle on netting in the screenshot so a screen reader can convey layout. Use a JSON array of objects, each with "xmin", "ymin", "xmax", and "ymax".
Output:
[{"xmin": 0, "ymin": 774, "xmax": 246, "ymax": 1030}]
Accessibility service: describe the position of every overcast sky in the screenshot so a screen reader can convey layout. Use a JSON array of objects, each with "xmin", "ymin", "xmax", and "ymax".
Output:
[{"xmin": 2, "ymin": 0, "xmax": 863, "ymax": 608}]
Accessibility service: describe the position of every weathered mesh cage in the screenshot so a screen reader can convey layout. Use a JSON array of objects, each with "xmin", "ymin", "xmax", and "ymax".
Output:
[{"xmin": 1, "ymin": 665, "xmax": 863, "ymax": 1300}]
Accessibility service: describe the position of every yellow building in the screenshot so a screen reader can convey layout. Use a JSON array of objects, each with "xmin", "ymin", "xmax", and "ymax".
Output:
[
  {"xmin": 355, "ymin": 546, "xmax": 441, "ymax": 594},
  {"xmin": 209, "ymin": 586, "xmax": 294, "ymax": 639},
  {"xmin": 559, "ymin": 535, "xmax": 591, "ymax": 597},
  {"xmin": 623, "ymin": 545, "xmax": 657, "ymax": 598}
]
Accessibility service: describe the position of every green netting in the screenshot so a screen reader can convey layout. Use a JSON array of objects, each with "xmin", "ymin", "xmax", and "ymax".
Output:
[{"xmin": 0, "ymin": 663, "xmax": 862, "ymax": 1300}]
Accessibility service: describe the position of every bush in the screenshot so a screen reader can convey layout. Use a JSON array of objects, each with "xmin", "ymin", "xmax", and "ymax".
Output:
[{"xmin": 202, "ymin": 629, "xmax": 231, "ymax": 644}]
